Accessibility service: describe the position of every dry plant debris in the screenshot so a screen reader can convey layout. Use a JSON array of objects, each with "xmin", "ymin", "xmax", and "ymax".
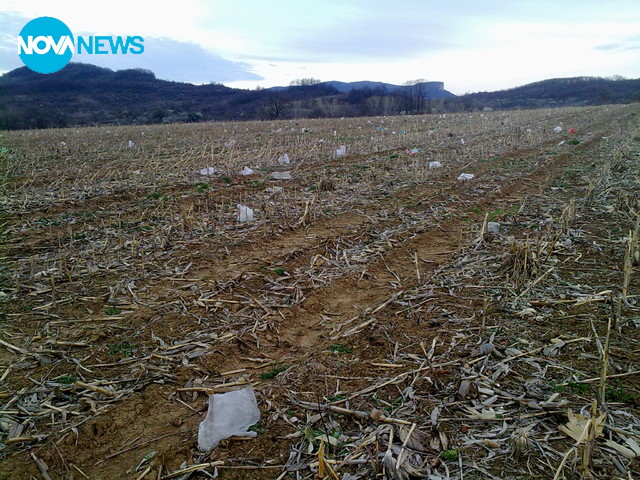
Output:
[{"xmin": 0, "ymin": 105, "xmax": 639, "ymax": 479}]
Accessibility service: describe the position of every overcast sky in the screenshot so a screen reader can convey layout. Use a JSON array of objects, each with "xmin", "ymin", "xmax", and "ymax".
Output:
[{"xmin": 2, "ymin": 0, "xmax": 639, "ymax": 94}]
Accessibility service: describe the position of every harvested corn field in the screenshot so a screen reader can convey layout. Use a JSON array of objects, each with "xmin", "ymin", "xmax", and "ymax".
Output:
[{"xmin": 0, "ymin": 104, "xmax": 639, "ymax": 480}]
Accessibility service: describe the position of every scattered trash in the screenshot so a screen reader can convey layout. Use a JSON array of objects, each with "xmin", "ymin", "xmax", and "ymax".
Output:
[
  {"xmin": 266, "ymin": 186, "xmax": 283, "ymax": 193},
  {"xmin": 428, "ymin": 161, "xmax": 442, "ymax": 169},
  {"xmin": 277, "ymin": 154, "xmax": 290, "ymax": 165},
  {"xmin": 133, "ymin": 170, "xmax": 141, "ymax": 175},
  {"xmin": 335, "ymin": 146, "xmax": 346, "ymax": 157},
  {"xmin": 558, "ymin": 140, "xmax": 565, "ymax": 146},
  {"xmin": 457, "ymin": 173, "xmax": 475, "ymax": 181},
  {"xmin": 553, "ymin": 126, "xmax": 562, "ymax": 133},
  {"xmin": 407, "ymin": 148, "xmax": 419, "ymax": 155},
  {"xmin": 199, "ymin": 167, "xmax": 216, "ymax": 176},
  {"xmin": 569, "ymin": 128, "xmax": 576, "ymax": 134},
  {"xmin": 60, "ymin": 141, "xmax": 67, "ymax": 146},
  {"xmin": 460, "ymin": 138, "xmax": 465, "ymax": 144},
  {"xmin": 270, "ymin": 171, "xmax": 291, "ymax": 180},
  {"xmin": 240, "ymin": 166, "xmax": 254, "ymax": 176},
  {"xmin": 237, "ymin": 204, "xmax": 254, "ymax": 222},
  {"xmin": 128, "ymin": 140, "xmax": 135, "ymax": 147},
  {"xmin": 198, "ymin": 387, "xmax": 260, "ymax": 451},
  {"xmin": 487, "ymin": 222, "xmax": 501, "ymax": 233}
]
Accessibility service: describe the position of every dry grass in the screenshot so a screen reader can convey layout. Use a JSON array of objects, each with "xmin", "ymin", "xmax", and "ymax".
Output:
[{"xmin": 0, "ymin": 104, "xmax": 639, "ymax": 479}]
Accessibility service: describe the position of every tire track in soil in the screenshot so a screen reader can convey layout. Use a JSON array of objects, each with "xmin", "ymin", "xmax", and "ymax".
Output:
[{"xmin": 263, "ymin": 125, "xmax": 617, "ymax": 357}]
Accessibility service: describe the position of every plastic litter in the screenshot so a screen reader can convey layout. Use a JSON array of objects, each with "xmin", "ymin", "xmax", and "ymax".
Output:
[
  {"xmin": 240, "ymin": 166, "xmax": 255, "ymax": 176},
  {"xmin": 60, "ymin": 141, "xmax": 67, "ymax": 146},
  {"xmin": 553, "ymin": 126, "xmax": 562, "ymax": 133},
  {"xmin": 199, "ymin": 167, "xmax": 216, "ymax": 176},
  {"xmin": 335, "ymin": 146, "xmax": 346, "ymax": 157},
  {"xmin": 266, "ymin": 186, "xmax": 283, "ymax": 193},
  {"xmin": 407, "ymin": 148, "xmax": 419, "ymax": 155},
  {"xmin": 569, "ymin": 128, "xmax": 576, "ymax": 134},
  {"xmin": 558, "ymin": 140, "xmax": 565, "ymax": 146},
  {"xmin": 429, "ymin": 161, "xmax": 442, "ymax": 169},
  {"xmin": 270, "ymin": 171, "xmax": 291, "ymax": 180},
  {"xmin": 487, "ymin": 222, "xmax": 500, "ymax": 233},
  {"xmin": 457, "ymin": 173, "xmax": 474, "ymax": 181},
  {"xmin": 128, "ymin": 140, "xmax": 135, "ymax": 147},
  {"xmin": 278, "ymin": 154, "xmax": 290, "ymax": 165},
  {"xmin": 198, "ymin": 387, "xmax": 260, "ymax": 451},
  {"xmin": 237, "ymin": 204, "xmax": 254, "ymax": 222}
]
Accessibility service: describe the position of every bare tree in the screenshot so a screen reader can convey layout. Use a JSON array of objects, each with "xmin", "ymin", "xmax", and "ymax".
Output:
[
  {"xmin": 402, "ymin": 79, "xmax": 427, "ymax": 113},
  {"xmin": 289, "ymin": 78, "xmax": 322, "ymax": 87}
]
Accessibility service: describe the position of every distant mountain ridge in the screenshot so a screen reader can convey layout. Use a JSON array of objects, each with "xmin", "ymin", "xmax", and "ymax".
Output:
[
  {"xmin": 269, "ymin": 80, "xmax": 455, "ymax": 99},
  {"xmin": 0, "ymin": 63, "xmax": 638, "ymax": 130}
]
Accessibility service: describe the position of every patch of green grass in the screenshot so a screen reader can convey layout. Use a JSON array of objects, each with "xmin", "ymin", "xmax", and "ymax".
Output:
[
  {"xmin": 114, "ymin": 220, "xmax": 135, "ymax": 229},
  {"xmin": 221, "ymin": 175, "xmax": 232, "ymax": 185},
  {"xmin": 248, "ymin": 422, "xmax": 263, "ymax": 434},
  {"xmin": 488, "ymin": 204, "xmax": 520, "ymax": 220},
  {"xmin": 388, "ymin": 154, "xmax": 399, "ymax": 159},
  {"xmin": 260, "ymin": 365, "xmax": 290, "ymax": 380},
  {"xmin": 35, "ymin": 218, "xmax": 63, "ymax": 227},
  {"xmin": 567, "ymin": 381, "xmax": 590, "ymax": 395},
  {"xmin": 104, "ymin": 307, "xmax": 121, "ymax": 315},
  {"xmin": 147, "ymin": 192, "xmax": 161, "ymax": 199},
  {"xmin": 326, "ymin": 394, "xmax": 346, "ymax": 402},
  {"xmin": 567, "ymin": 139, "xmax": 580, "ymax": 145},
  {"xmin": 107, "ymin": 341, "xmax": 136, "ymax": 357},
  {"xmin": 330, "ymin": 343, "xmax": 352, "ymax": 354},
  {"xmin": 606, "ymin": 381, "xmax": 637, "ymax": 405},
  {"xmin": 196, "ymin": 183, "xmax": 209, "ymax": 193},
  {"xmin": 55, "ymin": 375, "xmax": 76, "ymax": 385},
  {"xmin": 383, "ymin": 396, "xmax": 404, "ymax": 412},
  {"xmin": 441, "ymin": 449, "xmax": 459, "ymax": 461},
  {"xmin": 273, "ymin": 267, "xmax": 286, "ymax": 276}
]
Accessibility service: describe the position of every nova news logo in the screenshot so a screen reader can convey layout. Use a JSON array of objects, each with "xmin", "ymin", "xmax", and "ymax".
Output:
[{"xmin": 18, "ymin": 16, "xmax": 144, "ymax": 74}]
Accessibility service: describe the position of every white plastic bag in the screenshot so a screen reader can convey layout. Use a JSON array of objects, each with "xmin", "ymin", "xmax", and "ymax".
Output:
[
  {"xmin": 457, "ymin": 173, "xmax": 474, "ymax": 181},
  {"xmin": 335, "ymin": 146, "xmax": 346, "ymax": 157},
  {"xmin": 240, "ymin": 166, "xmax": 254, "ymax": 175},
  {"xmin": 128, "ymin": 140, "xmax": 135, "ymax": 147},
  {"xmin": 554, "ymin": 126, "xmax": 562, "ymax": 133},
  {"xmin": 278, "ymin": 154, "xmax": 290, "ymax": 165},
  {"xmin": 198, "ymin": 388, "xmax": 260, "ymax": 451},
  {"xmin": 428, "ymin": 161, "xmax": 442, "ymax": 169},
  {"xmin": 270, "ymin": 171, "xmax": 291, "ymax": 180},
  {"xmin": 487, "ymin": 222, "xmax": 500, "ymax": 233},
  {"xmin": 200, "ymin": 167, "xmax": 216, "ymax": 176},
  {"xmin": 237, "ymin": 204, "xmax": 254, "ymax": 222}
]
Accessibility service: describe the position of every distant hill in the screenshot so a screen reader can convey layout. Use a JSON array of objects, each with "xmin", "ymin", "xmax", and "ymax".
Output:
[
  {"xmin": 0, "ymin": 63, "xmax": 637, "ymax": 130},
  {"xmin": 460, "ymin": 77, "xmax": 640, "ymax": 110},
  {"xmin": 295, "ymin": 80, "xmax": 454, "ymax": 99}
]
